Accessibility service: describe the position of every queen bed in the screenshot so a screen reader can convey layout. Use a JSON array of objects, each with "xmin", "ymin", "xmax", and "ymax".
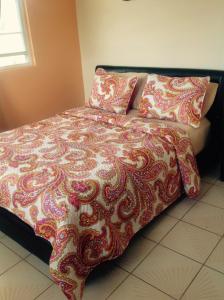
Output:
[{"xmin": 0, "ymin": 66, "xmax": 223, "ymax": 300}]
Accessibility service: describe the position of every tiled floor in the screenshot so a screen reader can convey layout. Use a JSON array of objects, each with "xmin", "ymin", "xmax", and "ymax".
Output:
[{"xmin": 0, "ymin": 170, "xmax": 224, "ymax": 300}]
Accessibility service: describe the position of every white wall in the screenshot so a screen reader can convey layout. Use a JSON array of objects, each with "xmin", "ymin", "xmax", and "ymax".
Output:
[{"xmin": 76, "ymin": 0, "xmax": 224, "ymax": 98}]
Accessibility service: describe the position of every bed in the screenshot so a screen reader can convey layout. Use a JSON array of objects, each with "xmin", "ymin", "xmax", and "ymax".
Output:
[{"xmin": 0, "ymin": 66, "xmax": 223, "ymax": 300}]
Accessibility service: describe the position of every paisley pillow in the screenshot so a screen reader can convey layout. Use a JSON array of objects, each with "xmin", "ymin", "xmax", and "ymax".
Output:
[
  {"xmin": 87, "ymin": 68, "xmax": 138, "ymax": 114},
  {"xmin": 138, "ymin": 74, "xmax": 210, "ymax": 128}
]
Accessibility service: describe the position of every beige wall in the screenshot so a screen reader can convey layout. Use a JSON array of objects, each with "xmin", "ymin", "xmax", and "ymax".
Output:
[
  {"xmin": 0, "ymin": 0, "xmax": 84, "ymax": 131},
  {"xmin": 76, "ymin": 0, "xmax": 224, "ymax": 98}
]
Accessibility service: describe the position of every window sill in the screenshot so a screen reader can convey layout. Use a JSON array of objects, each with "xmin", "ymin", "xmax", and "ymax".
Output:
[{"xmin": 0, "ymin": 61, "xmax": 35, "ymax": 73}]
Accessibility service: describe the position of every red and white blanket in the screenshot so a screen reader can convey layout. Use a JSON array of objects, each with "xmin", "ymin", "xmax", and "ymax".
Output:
[{"xmin": 0, "ymin": 107, "xmax": 200, "ymax": 299}]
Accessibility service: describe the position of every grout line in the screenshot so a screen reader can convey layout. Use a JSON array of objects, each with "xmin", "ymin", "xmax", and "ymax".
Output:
[
  {"xmin": 0, "ymin": 258, "xmax": 23, "ymax": 278},
  {"xmin": 199, "ymin": 199, "xmax": 224, "ymax": 210},
  {"xmin": 129, "ymin": 241, "xmax": 159, "ymax": 273},
  {"xmin": 118, "ymin": 211, "xmax": 181, "ymax": 273},
  {"xmin": 159, "ymin": 240, "xmax": 221, "ymax": 266},
  {"xmin": 0, "ymin": 176, "xmax": 221, "ymax": 300},
  {"xmin": 178, "ymin": 264, "xmax": 203, "ymax": 300},
  {"xmin": 25, "ymin": 258, "xmax": 53, "ymax": 282},
  {"xmin": 169, "ymin": 201, "xmax": 197, "ymax": 219},
  {"xmin": 117, "ymin": 193, "xmax": 223, "ymax": 300},
  {"xmin": 157, "ymin": 218, "xmax": 209, "ymax": 263},
  {"xmin": 108, "ymin": 232, "xmax": 173, "ymax": 299},
  {"xmin": 113, "ymin": 219, "xmax": 183, "ymax": 299},
  {"xmin": 0, "ymin": 239, "xmax": 52, "ymax": 282},
  {"xmin": 205, "ymin": 264, "xmax": 224, "ymax": 276},
  {"xmin": 95, "ymin": 178, "xmax": 221, "ymax": 299},
  {"xmin": 0, "ymin": 251, "xmax": 53, "ymax": 300},
  {"xmin": 177, "ymin": 183, "xmax": 214, "ymax": 220},
  {"xmin": 0, "ymin": 239, "xmax": 30, "ymax": 260},
  {"xmin": 105, "ymin": 272, "xmax": 131, "ymax": 300},
  {"xmin": 144, "ymin": 220, "xmax": 182, "ymax": 245},
  {"xmin": 203, "ymin": 237, "xmax": 224, "ymax": 267},
  {"xmin": 165, "ymin": 180, "xmax": 213, "ymax": 221},
  {"xmin": 132, "ymin": 273, "xmax": 177, "ymax": 300},
  {"xmin": 129, "ymin": 216, "xmax": 186, "ymax": 274},
  {"xmin": 115, "ymin": 238, "xmax": 158, "ymax": 271},
  {"xmin": 108, "ymin": 239, "xmax": 159, "ymax": 298},
  {"xmin": 33, "ymin": 282, "xmax": 55, "ymax": 300},
  {"xmin": 179, "ymin": 235, "xmax": 222, "ymax": 300},
  {"xmin": 180, "ymin": 219, "xmax": 223, "ymax": 237},
  {"xmin": 161, "ymin": 188, "xmax": 224, "ymax": 300},
  {"xmin": 181, "ymin": 218, "xmax": 221, "ymax": 236}
]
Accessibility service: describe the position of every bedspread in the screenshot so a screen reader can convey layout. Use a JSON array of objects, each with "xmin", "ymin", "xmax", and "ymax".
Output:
[{"xmin": 0, "ymin": 107, "xmax": 200, "ymax": 299}]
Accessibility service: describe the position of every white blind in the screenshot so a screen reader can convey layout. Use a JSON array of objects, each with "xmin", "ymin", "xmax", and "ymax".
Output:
[{"xmin": 0, "ymin": 0, "xmax": 30, "ymax": 68}]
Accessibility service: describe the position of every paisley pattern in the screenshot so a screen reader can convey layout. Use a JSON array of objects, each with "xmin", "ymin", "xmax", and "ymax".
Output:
[
  {"xmin": 139, "ymin": 74, "xmax": 209, "ymax": 128},
  {"xmin": 0, "ymin": 107, "xmax": 200, "ymax": 300},
  {"xmin": 87, "ymin": 68, "xmax": 138, "ymax": 114}
]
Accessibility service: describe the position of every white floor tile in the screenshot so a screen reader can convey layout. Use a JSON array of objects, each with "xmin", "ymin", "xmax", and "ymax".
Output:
[
  {"xmin": 108, "ymin": 275, "xmax": 173, "ymax": 300},
  {"xmin": 201, "ymin": 185, "xmax": 224, "ymax": 209},
  {"xmin": 1, "ymin": 236, "xmax": 30, "ymax": 258},
  {"xmin": 182, "ymin": 266, "xmax": 224, "ymax": 300},
  {"xmin": 161, "ymin": 221, "xmax": 219, "ymax": 263},
  {"xmin": 133, "ymin": 245, "xmax": 201, "ymax": 299},
  {"xmin": 1, "ymin": 170, "xmax": 223, "ymax": 300},
  {"xmin": 84, "ymin": 263, "xmax": 128, "ymax": 300},
  {"xmin": 0, "ymin": 261, "xmax": 52, "ymax": 300},
  {"xmin": 0, "ymin": 243, "xmax": 21, "ymax": 275},
  {"xmin": 142, "ymin": 214, "xmax": 178, "ymax": 242},
  {"xmin": 116, "ymin": 235, "xmax": 156, "ymax": 272},
  {"xmin": 183, "ymin": 202, "xmax": 224, "ymax": 235},
  {"xmin": 26, "ymin": 254, "xmax": 51, "ymax": 279},
  {"xmin": 198, "ymin": 181, "xmax": 213, "ymax": 198},
  {"xmin": 36, "ymin": 284, "xmax": 65, "ymax": 300},
  {"xmin": 206, "ymin": 238, "xmax": 224, "ymax": 274},
  {"xmin": 166, "ymin": 197, "xmax": 196, "ymax": 219}
]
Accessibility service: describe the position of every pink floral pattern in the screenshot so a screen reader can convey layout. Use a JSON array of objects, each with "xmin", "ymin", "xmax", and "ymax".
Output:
[
  {"xmin": 139, "ymin": 74, "xmax": 209, "ymax": 127},
  {"xmin": 87, "ymin": 68, "xmax": 138, "ymax": 114},
  {"xmin": 0, "ymin": 107, "xmax": 200, "ymax": 299}
]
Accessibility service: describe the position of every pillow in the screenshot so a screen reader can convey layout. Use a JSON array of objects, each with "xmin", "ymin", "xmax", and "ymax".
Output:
[
  {"xmin": 202, "ymin": 82, "xmax": 218, "ymax": 117},
  {"xmin": 131, "ymin": 73, "xmax": 148, "ymax": 109},
  {"xmin": 91, "ymin": 70, "xmax": 148, "ymax": 109},
  {"xmin": 87, "ymin": 68, "xmax": 138, "ymax": 114},
  {"xmin": 138, "ymin": 74, "xmax": 210, "ymax": 127}
]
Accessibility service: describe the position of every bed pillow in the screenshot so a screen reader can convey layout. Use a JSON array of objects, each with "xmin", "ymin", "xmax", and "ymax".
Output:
[
  {"xmin": 138, "ymin": 74, "xmax": 210, "ymax": 128},
  {"xmin": 202, "ymin": 82, "xmax": 218, "ymax": 117},
  {"xmin": 91, "ymin": 70, "xmax": 148, "ymax": 109},
  {"xmin": 87, "ymin": 68, "xmax": 138, "ymax": 114},
  {"xmin": 131, "ymin": 73, "xmax": 149, "ymax": 109}
]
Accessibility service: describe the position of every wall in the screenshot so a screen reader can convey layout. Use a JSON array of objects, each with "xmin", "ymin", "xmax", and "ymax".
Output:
[
  {"xmin": 76, "ymin": 0, "xmax": 224, "ymax": 98},
  {"xmin": 0, "ymin": 0, "xmax": 84, "ymax": 131}
]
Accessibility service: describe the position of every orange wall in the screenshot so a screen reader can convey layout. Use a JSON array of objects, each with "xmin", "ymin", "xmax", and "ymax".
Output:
[{"xmin": 0, "ymin": 0, "xmax": 84, "ymax": 131}]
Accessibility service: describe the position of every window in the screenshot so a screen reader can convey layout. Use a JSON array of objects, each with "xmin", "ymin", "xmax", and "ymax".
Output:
[{"xmin": 0, "ymin": 0, "xmax": 32, "ymax": 69}]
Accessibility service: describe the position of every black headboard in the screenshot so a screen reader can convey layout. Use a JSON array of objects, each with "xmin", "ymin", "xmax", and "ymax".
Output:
[{"xmin": 97, "ymin": 65, "xmax": 224, "ymax": 179}]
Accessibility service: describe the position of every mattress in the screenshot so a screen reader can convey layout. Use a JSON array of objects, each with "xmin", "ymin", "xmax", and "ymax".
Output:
[
  {"xmin": 174, "ymin": 118, "xmax": 211, "ymax": 155},
  {"xmin": 127, "ymin": 109, "xmax": 211, "ymax": 155}
]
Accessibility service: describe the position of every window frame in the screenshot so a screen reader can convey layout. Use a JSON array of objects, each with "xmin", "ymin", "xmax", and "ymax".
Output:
[{"xmin": 0, "ymin": 0, "xmax": 34, "ymax": 70}]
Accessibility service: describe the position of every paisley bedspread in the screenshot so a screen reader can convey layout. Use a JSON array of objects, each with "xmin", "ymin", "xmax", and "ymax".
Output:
[{"xmin": 0, "ymin": 107, "xmax": 200, "ymax": 299}]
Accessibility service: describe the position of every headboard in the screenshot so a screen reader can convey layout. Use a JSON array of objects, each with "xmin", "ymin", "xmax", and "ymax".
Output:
[{"xmin": 96, "ymin": 65, "xmax": 224, "ymax": 180}]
